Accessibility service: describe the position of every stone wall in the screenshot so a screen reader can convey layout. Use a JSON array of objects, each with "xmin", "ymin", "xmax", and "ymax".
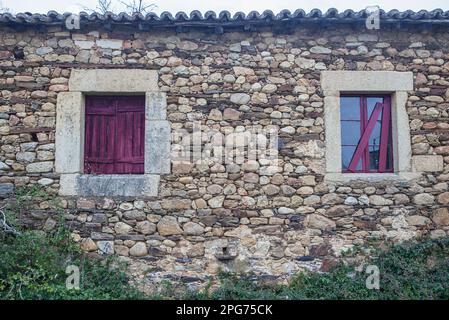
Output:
[{"xmin": 1, "ymin": 22, "xmax": 449, "ymax": 285}]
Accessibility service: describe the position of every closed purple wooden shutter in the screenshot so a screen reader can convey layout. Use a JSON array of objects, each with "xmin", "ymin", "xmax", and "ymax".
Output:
[
  {"xmin": 115, "ymin": 96, "xmax": 145, "ymax": 174},
  {"xmin": 84, "ymin": 96, "xmax": 145, "ymax": 174}
]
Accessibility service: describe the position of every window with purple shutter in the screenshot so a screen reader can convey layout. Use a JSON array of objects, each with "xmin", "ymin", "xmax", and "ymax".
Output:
[
  {"xmin": 340, "ymin": 95, "xmax": 393, "ymax": 173},
  {"xmin": 84, "ymin": 96, "xmax": 145, "ymax": 174}
]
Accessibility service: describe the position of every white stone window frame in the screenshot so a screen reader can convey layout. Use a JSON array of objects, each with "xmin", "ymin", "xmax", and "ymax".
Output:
[
  {"xmin": 55, "ymin": 69, "xmax": 170, "ymax": 197},
  {"xmin": 321, "ymin": 71, "xmax": 424, "ymax": 182}
]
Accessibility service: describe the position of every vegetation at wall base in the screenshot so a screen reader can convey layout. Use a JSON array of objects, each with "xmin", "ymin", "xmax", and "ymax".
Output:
[
  {"xmin": 187, "ymin": 237, "xmax": 449, "ymax": 300},
  {"xmin": 1, "ymin": 187, "xmax": 449, "ymax": 300},
  {"xmin": 0, "ymin": 187, "xmax": 145, "ymax": 300}
]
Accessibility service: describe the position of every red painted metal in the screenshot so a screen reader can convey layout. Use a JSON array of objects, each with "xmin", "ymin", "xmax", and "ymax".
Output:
[
  {"xmin": 361, "ymin": 97, "xmax": 369, "ymax": 172},
  {"xmin": 84, "ymin": 96, "xmax": 145, "ymax": 174},
  {"xmin": 378, "ymin": 96, "xmax": 391, "ymax": 172}
]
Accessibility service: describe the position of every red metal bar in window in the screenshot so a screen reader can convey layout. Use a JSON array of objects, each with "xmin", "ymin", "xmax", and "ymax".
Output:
[
  {"xmin": 347, "ymin": 102, "xmax": 384, "ymax": 172},
  {"xmin": 378, "ymin": 98, "xmax": 391, "ymax": 172},
  {"xmin": 361, "ymin": 97, "xmax": 369, "ymax": 172}
]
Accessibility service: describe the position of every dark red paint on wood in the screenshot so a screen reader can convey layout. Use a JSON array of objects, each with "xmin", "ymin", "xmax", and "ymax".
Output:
[{"xmin": 84, "ymin": 96, "xmax": 145, "ymax": 174}]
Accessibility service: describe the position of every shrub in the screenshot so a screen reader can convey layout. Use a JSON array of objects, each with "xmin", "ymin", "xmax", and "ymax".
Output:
[
  {"xmin": 0, "ymin": 227, "xmax": 146, "ymax": 299},
  {"xmin": 0, "ymin": 187, "xmax": 145, "ymax": 300},
  {"xmin": 189, "ymin": 237, "xmax": 449, "ymax": 300}
]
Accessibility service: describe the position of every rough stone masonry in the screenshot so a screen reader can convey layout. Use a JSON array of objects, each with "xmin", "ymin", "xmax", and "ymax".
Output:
[{"xmin": 0, "ymin": 9, "xmax": 449, "ymax": 288}]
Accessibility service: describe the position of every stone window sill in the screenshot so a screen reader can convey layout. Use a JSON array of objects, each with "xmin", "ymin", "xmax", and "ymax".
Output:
[
  {"xmin": 324, "ymin": 172, "xmax": 421, "ymax": 183},
  {"xmin": 59, "ymin": 174, "xmax": 160, "ymax": 197}
]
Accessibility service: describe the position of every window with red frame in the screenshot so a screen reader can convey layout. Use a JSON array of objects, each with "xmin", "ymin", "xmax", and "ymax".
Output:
[
  {"xmin": 340, "ymin": 95, "xmax": 393, "ymax": 173},
  {"xmin": 84, "ymin": 96, "xmax": 145, "ymax": 174}
]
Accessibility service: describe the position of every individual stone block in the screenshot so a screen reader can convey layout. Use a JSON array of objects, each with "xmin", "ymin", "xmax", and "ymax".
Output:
[
  {"xmin": 146, "ymin": 92, "xmax": 167, "ymax": 120},
  {"xmin": 55, "ymin": 92, "xmax": 84, "ymax": 174},
  {"xmin": 432, "ymin": 208, "xmax": 449, "ymax": 226},
  {"xmin": 145, "ymin": 120, "xmax": 171, "ymax": 174},
  {"xmin": 0, "ymin": 183, "xmax": 14, "ymax": 198},
  {"xmin": 412, "ymin": 155, "xmax": 444, "ymax": 172},
  {"xmin": 75, "ymin": 174, "xmax": 160, "ymax": 197},
  {"xmin": 97, "ymin": 241, "xmax": 114, "ymax": 254},
  {"xmin": 321, "ymin": 71, "xmax": 414, "ymax": 91},
  {"xmin": 95, "ymin": 39, "xmax": 123, "ymax": 49},
  {"xmin": 129, "ymin": 242, "xmax": 148, "ymax": 257},
  {"xmin": 26, "ymin": 161, "xmax": 53, "ymax": 173},
  {"xmin": 68, "ymin": 69, "xmax": 158, "ymax": 92},
  {"xmin": 157, "ymin": 216, "xmax": 183, "ymax": 236}
]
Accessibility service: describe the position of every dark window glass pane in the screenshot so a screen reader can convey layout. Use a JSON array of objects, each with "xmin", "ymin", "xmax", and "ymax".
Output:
[
  {"xmin": 386, "ymin": 128, "xmax": 393, "ymax": 171},
  {"xmin": 368, "ymin": 145, "xmax": 380, "ymax": 170},
  {"xmin": 340, "ymin": 97, "xmax": 360, "ymax": 120},
  {"xmin": 341, "ymin": 120, "xmax": 361, "ymax": 145},
  {"xmin": 367, "ymin": 98, "xmax": 384, "ymax": 156},
  {"xmin": 342, "ymin": 146, "xmax": 362, "ymax": 171},
  {"xmin": 367, "ymin": 97, "xmax": 384, "ymax": 117},
  {"xmin": 369, "ymin": 121, "xmax": 382, "ymax": 146}
]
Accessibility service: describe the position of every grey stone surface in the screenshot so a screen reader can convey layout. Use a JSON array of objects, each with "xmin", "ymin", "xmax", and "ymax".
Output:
[
  {"xmin": 412, "ymin": 155, "xmax": 444, "ymax": 172},
  {"xmin": 37, "ymin": 178, "xmax": 54, "ymax": 186},
  {"xmin": 0, "ymin": 161, "xmax": 10, "ymax": 171},
  {"xmin": 75, "ymin": 174, "xmax": 160, "ymax": 197},
  {"xmin": 55, "ymin": 92, "xmax": 84, "ymax": 173},
  {"xmin": 146, "ymin": 92, "xmax": 167, "ymax": 120},
  {"xmin": 310, "ymin": 46, "xmax": 331, "ymax": 54},
  {"xmin": 96, "ymin": 39, "xmax": 123, "ymax": 49},
  {"xmin": 16, "ymin": 152, "xmax": 36, "ymax": 163},
  {"xmin": 230, "ymin": 93, "xmax": 251, "ymax": 105},
  {"xmin": 321, "ymin": 71, "xmax": 413, "ymax": 91},
  {"xmin": 69, "ymin": 69, "xmax": 158, "ymax": 92},
  {"xmin": 0, "ymin": 183, "xmax": 14, "ymax": 198},
  {"xmin": 58, "ymin": 174, "xmax": 78, "ymax": 196},
  {"xmin": 20, "ymin": 142, "xmax": 38, "ymax": 151},
  {"xmin": 145, "ymin": 120, "xmax": 171, "ymax": 174},
  {"xmin": 36, "ymin": 47, "xmax": 53, "ymax": 55},
  {"xmin": 26, "ymin": 161, "xmax": 53, "ymax": 173},
  {"xmin": 97, "ymin": 241, "xmax": 114, "ymax": 254}
]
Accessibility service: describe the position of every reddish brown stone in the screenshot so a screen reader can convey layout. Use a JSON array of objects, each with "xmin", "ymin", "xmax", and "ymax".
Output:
[
  {"xmin": 435, "ymin": 146, "xmax": 449, "ymax": 155},
  {"xmin": 325, "ymin": 205, "xmax": 355, "ymax": 217},
  {"xmin": 353, "ymin": 220, "xmax": 377, "ymax": 230},
  {"xmin": 223, "ymin": 108, "xmax": 241, "ymax": 120},
  {"xmin": 0, "ymin": 51, "xmax": 12, "ymax": 60},
  {"xmin": 320, "ymin": 259, "xmax": 339, "ymax": 272},
  {"xmin": 422, "ymin": 122, "xmax": 437, "ymax": 130},
  {"xmin": 310, "ymin": 244, "xmax": 331, "ymax": 257}
]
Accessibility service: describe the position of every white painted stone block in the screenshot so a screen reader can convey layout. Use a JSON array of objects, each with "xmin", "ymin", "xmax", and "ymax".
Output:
[
  {"xmin": 96, "ymin": 39, "xmax": 123, "ymax": 49},
  {"xmin": 74, "ymin": 40, "xmax": 95, "ymax": 49},
  {"xmin": 55, "ymin": 92, "xmax": 84, "ymax": 173},
  {"xmin": 59, "ymin": 174, "xmax": 78, "ymax": 196},
  {"xmin": 412, "ymin": 155, "xmax": 444, "ymax": 172},
  {"xmin": 321, "ymin": 71, "xmax": 414, "ymax": 92},
  {"xmin": 69, "ymin": 69, "xmax": 159, "ymax": 92},
  {"xmin": 146, "ymin": 92, "xmax": 167, "ymax": 120},
  {"xmin": 145, "ymin": 120, "xmax": 171, "ymax": 174}
]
